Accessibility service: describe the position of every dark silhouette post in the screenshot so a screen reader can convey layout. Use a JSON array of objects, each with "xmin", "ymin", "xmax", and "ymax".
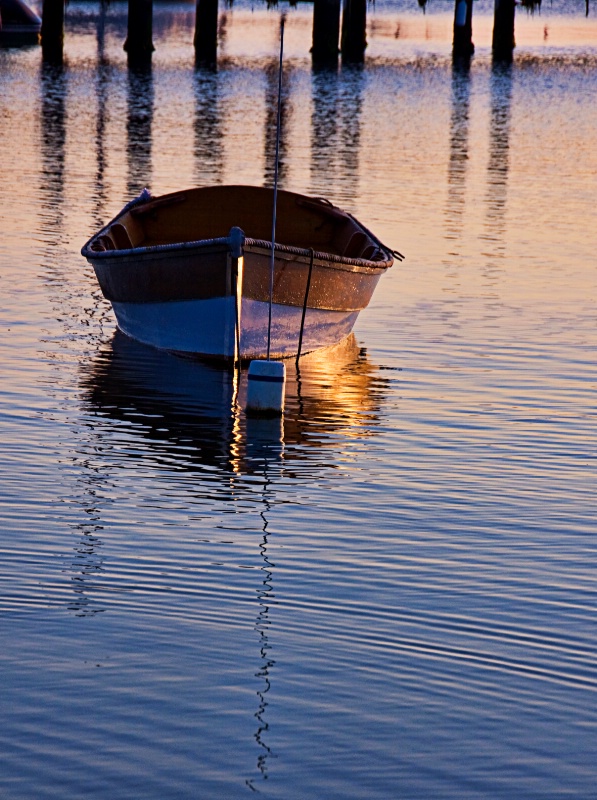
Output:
[
  {"xmin": 341, "ymin": 0, "xmax": 367, "ymax": 64},
  {"xmin": 312, "ymin": 0, "xmax": 341, "ymax": 65},
  {"xmin": 194, "ymin": 0, "xmax": 218, "ymax": 66},
  {"xmin": 492, "ymin": 0, "xmax": 516, "ymax": 61},
  {"xmin": 452, "ymin": 0, "xmax": 474, "ymax": 59},
  {"xmin": 40, "ymin": 0, "xmax": 65, "ymax": 63},
  {"xmin": 124, "ymin": 0, "xmax": 154, "ymax": 65}
]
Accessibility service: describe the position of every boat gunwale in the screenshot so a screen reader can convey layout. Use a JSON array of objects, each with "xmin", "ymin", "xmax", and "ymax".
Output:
[{"xmin": 81, "ymin": 234, "xmax": 394, "ymax": 273}]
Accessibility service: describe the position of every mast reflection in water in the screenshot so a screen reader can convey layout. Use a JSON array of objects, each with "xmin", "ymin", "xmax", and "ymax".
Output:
[{"xmin": 246, "ymin": 489, "xmax": 277, "ymax": 791}]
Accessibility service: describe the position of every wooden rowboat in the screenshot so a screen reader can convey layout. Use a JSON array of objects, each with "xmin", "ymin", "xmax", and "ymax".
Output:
[{"xmin": 81, "ymin": 185, "xmax": 400, "ymax": 361}]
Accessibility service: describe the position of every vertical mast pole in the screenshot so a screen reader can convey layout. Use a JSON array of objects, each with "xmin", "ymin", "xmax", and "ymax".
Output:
[{"xmin": 267, "ymin": 15, "xmax": 285, "ymax": 361}]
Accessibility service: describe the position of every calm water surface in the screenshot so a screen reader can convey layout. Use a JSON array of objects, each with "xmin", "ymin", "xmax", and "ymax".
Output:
[{"xmin": 1, "ymin": 2, "xmax": 596, "ymax": 797}]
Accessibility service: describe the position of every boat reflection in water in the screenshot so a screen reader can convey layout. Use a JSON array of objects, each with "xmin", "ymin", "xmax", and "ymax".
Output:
[{"xmin": 80, "ymin": 330, "xmax": 389, "ymax": 477}]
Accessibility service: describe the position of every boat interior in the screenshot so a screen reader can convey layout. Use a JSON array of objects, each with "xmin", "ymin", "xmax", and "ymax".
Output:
[{"xmin": 90, "ymin": 185, "xmax": 388, "ymax": 262}]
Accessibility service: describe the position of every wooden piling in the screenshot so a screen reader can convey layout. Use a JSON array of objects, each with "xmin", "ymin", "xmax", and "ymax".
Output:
[
  {"xmin": 452, "ymin": 0, "xmax": 474, "ymax": 58},
  {"xmin": 312, "ymin": 0, "xmax": 341, "ymax": 65},
  {"xmin": 40, "ymin": 0, "xmax": 65, "ymax": 63},
  {"xmin": 341, "ymin": 0, "xmax": 367, "ymax": 64},
  {"xmin": 492, "ymin": 0, "xmax": 516, "ymax": 61},
  {"xmin": 124, "ymin": 0, "xmax": 154, "ymax": 65},
  {"xmin": 194, "ymin": 0, "xmax": 219, "ymax": 66}
]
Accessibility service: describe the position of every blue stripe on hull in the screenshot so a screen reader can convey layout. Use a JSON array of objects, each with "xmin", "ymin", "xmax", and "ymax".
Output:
[{"xmin": 111, "ymin": 297, "xmax": 359, "ymax": 360}]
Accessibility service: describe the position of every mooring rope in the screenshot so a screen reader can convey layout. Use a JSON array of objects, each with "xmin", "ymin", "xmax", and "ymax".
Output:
[{"xmin": 296, "ymin": 248, "xmax": 315, "ymax": 366}]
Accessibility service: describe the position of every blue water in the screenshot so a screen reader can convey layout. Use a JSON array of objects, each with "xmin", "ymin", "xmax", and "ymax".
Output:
[{"xmin": 1, "ymin": 3, "xmax": 596, "ymax": 797}]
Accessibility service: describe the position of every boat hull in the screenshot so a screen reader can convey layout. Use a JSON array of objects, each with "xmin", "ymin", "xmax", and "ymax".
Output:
[{"xmin": 92, "ymin": 241, "xmax": 380, "ymax": 359}]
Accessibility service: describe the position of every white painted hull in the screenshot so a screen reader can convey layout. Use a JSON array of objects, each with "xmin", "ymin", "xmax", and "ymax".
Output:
[{"xmin": 112, "ymin": 296, "xmax": 360, "ymax": 361}]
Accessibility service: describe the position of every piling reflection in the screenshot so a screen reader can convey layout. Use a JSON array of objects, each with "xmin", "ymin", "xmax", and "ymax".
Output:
[
  {"xmin": 484, "ymin": 60, "xmax": 513, "ymax": 264},
  {"xmin": 264, "ymin": 50, "xmax": 292, "ymax": 187},
  {"xmin": 310, "ymin": 64, "xmax": 363, "ymax": 207},
  {"xmin": 194, "ymin": 66, "xmax": 224, "ymax": 186},
  {"xmin": 310, "ymin": 65, "xmax": 340, "ymax": 196},
  {"xmin": 79, "ymin": 331, "xmax": 388, "ymax": 478},
  {"xmin": 40, "ymin": 61, "xmax": 66, "ymax": 226},
  {"xmin": 38, "ymin": 61, "xmax": 111, "ymax": 616},
  {"xmin": 38, "ymin": 59, "xmax": 71, "ymax": 314},
  {"xmin": 446, "ymin": 58, "xmax": 471, "ymax": 239},
  {"xmin": 94, "ymin": 9, "xmax": 110, "ymax": 228},
  {"xmin": 337, "ymin": 65, "xmax": 363, "ymax": 206},
  {"xmin": 126, "ymin": 63, "xmax": 154, "ymax": 196}
]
